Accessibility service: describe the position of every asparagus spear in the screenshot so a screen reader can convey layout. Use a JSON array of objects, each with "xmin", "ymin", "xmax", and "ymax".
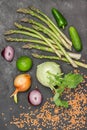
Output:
[
  {"xmin": 13, "ymin": 22, "xmax": 77, "ymax": 67},
  {"xmin": 17, "ymin": 7, "xmax": 72, "ymax": 46},
  {"xmin": 4, "ymin": 7, "xmax": 86, "ymax": 69},
  {"xmin": 5, "ymin": 29, "xmax": 61, "ymax": 58},
  {"xmin": 5, "ymin": 36, "xmax": 81, "ymax": 60},
  {"xmin": 23, "ymin": 44, "xmax": 54, "ymax": 52},
  {"xmin": 4, "ymin": 30, "xmax": 41, "ymax": 39},
  {"xmin": 23, "ymin": 44, "xmax": 81, "ymax": 60},
  {"xmin": 5, "ymin": 37, "xmax": 49, "ymax": 46},
  {"xmin": 5, "ymin": 22, "xmax": 77, "ymax": 67},
  {"xmin": 5, "ymin": 37, "xmax": 55, "ymax": 46},
  {"xmin": 30, "ymin": 6, "xmax": 72, "ymax": 45},
  {"xmin": 21, "ymin": 18, "xmax": 71, "ymax": 50},
  {"xmin": 14, "ymin": 22, "xmax": 63, "ymax": 49},
  {"xmin": 15, "ymin": 21, "xmax": 67, "ymax": 50},
  {"xmin": 32, "ymin": 53, "xmax": 87, "ymax": 68}
]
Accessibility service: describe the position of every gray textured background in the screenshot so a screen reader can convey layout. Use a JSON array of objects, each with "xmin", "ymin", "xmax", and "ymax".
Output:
[{"xmin": 0, "ymin": 0, "xmax": 87, "ymax": 130}]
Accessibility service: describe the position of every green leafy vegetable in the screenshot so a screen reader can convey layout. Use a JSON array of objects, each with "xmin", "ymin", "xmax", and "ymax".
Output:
[
  {"xmin": 48, "ymin": 72, "xmax": 63, "ymax": 87},
  {"xmin": 53, "ymin": 97, "xmax": 68, "ymax": 108},
  {"xmin": 53, "ymin": 93, "xmax": 60, "ymax": 101},
  {"xmin": 48, "ymin": 72, "xmax": 83, "ymax": 108},
  {"xmin": 36, "ymin": 62, "xmax": 83, "ymax": 108},
  {"xmin": 61, "ymin": 73, "xmax": 83, "ymax": 88}
]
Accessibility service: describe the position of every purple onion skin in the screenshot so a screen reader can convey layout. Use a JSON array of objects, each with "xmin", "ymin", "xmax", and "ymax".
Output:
[
  {"xmin": 28, "ymin": 89, "xmax": 43, "ymax": 106},
  {"xmin": 1, "ymin": 46, "xmax": 15, "ymax": 62}
]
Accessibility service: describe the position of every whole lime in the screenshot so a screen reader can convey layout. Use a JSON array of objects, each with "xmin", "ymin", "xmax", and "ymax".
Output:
[{"xmin": 16, "ymin": 56, "xmax": 33, "ymax": 72}]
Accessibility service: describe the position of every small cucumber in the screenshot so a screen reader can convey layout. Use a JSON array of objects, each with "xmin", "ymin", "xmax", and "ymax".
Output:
[{"xmin": 69, "ymin": 26, "xmax": 82, "ymax": 51}]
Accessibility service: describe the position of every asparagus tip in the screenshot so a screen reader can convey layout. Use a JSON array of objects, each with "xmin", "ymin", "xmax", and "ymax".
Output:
[
  {"xmin": 17, "ymin": 8, "xmax": 23, "ymax": 12},
  {"xmin": 14, "ymin": 22, "xmax": 23, "ymax": 29},
  {"xmin": 17, "ymin": 8, "xmax": 29, "ymax": 14},
  {"xmin": 29, "ymin": 6, "xmax": 40, "ymax": 13},
  {"xmin": 17, "ymin": 8, "xmax": 25, "ymax": 12},
  {"xmin": 21, "ymin": 18, "xmax": 34, "ymax": 24},
  {"xmin": 21, "ymin": 18, "xmax": 29, "ymax": 22},
  {"xmin": 22, "ymin": 45, "xmax": 28, "ymax": 48},
  {"xmin": 4, "ymin": 30, "xmax": 14, "ymax": 35},
  {"xmin": 5, "ymin": 37, "xmax": 12, "ymax": 41},
  {"xmin": 22, "ymin": 44, "xmax": 31, "ymax": 49},
  {"xmin": 32, "ymin": 53, "xmax": 39, "ymax": 57}
]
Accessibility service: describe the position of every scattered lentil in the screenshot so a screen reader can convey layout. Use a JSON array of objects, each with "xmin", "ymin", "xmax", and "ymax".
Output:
[
  {"xmin": 1, "ymin": 70, "xmax": 87, "ymax": 130},
  {"xmin": 9, "ymin": 80, "xmax": 87, "ymax": 130}
]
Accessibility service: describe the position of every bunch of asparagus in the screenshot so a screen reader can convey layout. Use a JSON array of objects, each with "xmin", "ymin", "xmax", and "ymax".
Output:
[{"xmin": 5, "ymin": 6, "xmax": 87, "ymax": 68}]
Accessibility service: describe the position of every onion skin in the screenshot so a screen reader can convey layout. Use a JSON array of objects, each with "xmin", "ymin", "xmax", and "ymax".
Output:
[
  {"xmin": 10, "ymin": 74, "xmax": 31, "ymax": 103},
  {"xmin": 1, "ymin": 46, "xmax": 15, "ymax": 62},
  {"xmin": 28, "ymin": 89, "xmax": 43, "ymax": 106}
]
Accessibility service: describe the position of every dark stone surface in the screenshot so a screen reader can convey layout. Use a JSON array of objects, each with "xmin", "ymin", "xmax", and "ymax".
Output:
[{"xmin": 0, "ymin": 0, "xmax": 87, "ymax": 130}]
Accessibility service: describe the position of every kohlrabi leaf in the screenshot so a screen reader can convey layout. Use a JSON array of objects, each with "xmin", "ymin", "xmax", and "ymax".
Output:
[
  {"xmin": 48, "ymin": 73, "xmax": 63, "ymax": 87},
  {"xmin": 53, "ymin": 98, "xmax": 68, "ymax": 108},
  {"xmin": 53, "ymin": 93, "xmax": 60, "ymax": 101},
  {"xmin": 61, "ymin": 73, "xmax": 83, "ymax": 88}
]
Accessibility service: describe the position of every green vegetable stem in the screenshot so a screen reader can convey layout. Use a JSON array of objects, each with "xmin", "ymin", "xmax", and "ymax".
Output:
[
  {"xmin": 23, "ymin": 43, "xmax": 81, "ymax": 60},
  {"xmin": 32, "ymin": 53, "xmax": 87, "ymax": 68},
  {"xmin": 52, "ymin": 8, "xmax": 68, "ymax": 29}
]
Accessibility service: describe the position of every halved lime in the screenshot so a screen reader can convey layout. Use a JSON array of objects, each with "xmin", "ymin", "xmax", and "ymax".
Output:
[{"xmin": 16, "ymin": 56, "xmax": 32, "ymax": 72}]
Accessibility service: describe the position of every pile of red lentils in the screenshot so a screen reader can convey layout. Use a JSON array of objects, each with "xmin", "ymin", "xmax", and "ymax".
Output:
[{"xmin": 1, "ymin": 69, "xmax": 87, "ymax": 130}]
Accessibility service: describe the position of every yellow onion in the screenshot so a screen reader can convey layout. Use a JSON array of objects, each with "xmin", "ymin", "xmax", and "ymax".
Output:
[{"xmin": 10, "ymin": 74, "xmax": 31, "ymax": 103}]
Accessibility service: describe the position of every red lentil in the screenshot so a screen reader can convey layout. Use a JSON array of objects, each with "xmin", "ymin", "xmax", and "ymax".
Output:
[{"xmin": 1, "ymin": 70, "xmax": 87, "ymax": 130}]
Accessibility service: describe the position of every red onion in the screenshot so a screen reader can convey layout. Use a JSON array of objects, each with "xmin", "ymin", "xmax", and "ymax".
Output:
[
  {"xmin": 28, "ymin": 89, "xmax": 42, "ymax": 106},
  {"xmin": 1, "ymin": 46, "xmax": 15, "ymax": 62}
]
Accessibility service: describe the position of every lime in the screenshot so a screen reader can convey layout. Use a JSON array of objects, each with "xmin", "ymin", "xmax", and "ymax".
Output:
[{"xmin": 16, "ymin": 56, "xmax": 33, "ymax": 72}]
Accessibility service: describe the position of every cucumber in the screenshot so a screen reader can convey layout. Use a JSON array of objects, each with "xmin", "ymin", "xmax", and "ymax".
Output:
[{"xmin": 69, "ymin": 26, "xmax": 82, "ymax": 51}]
